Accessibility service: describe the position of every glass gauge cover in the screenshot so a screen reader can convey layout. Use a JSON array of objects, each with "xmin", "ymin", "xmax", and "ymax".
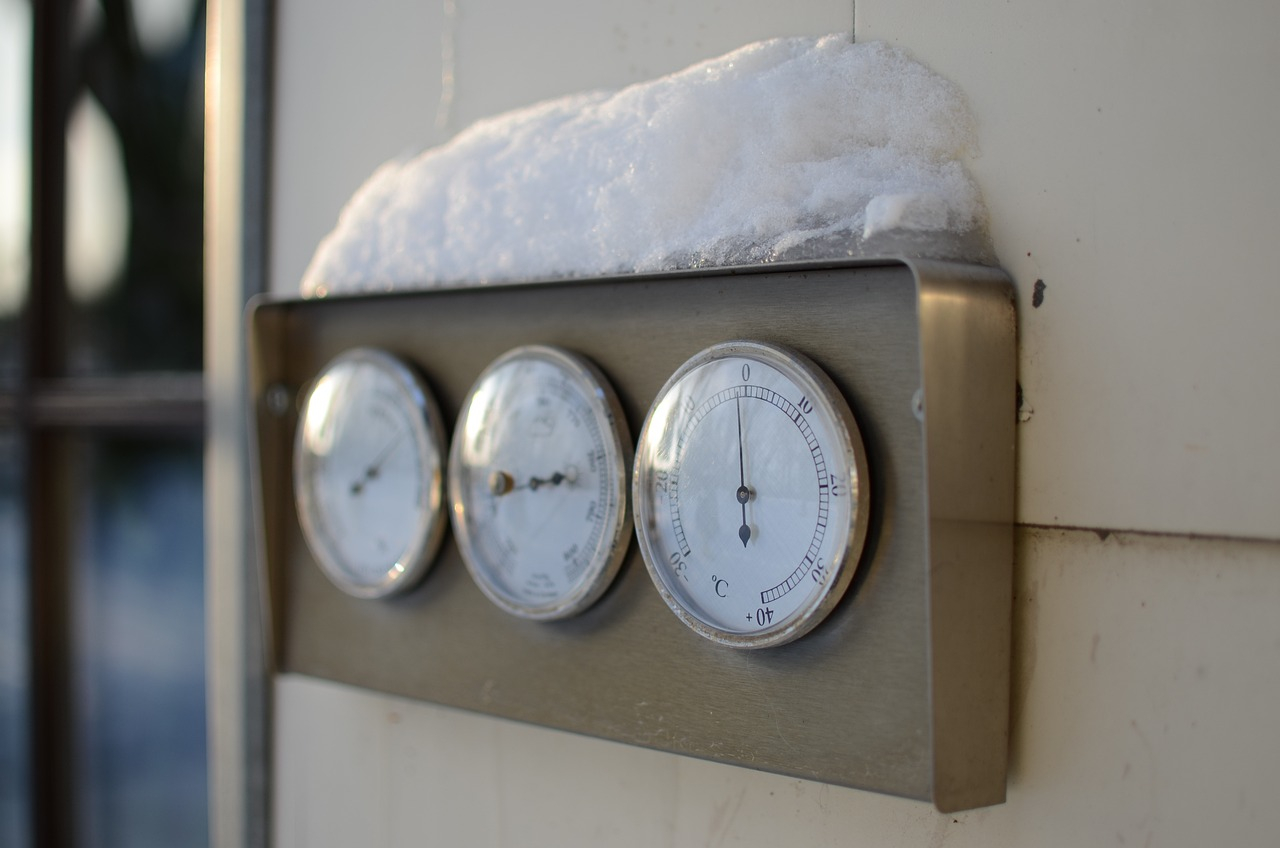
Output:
[
  {"xmin": 449, "ymin": 346, "xmax": 633, "ymax": 620},
  {"xmin": 633, "ymin": 340, "xmax": 871, "ymax": 648},
  {"xmin": 293, "ymin": 348, "xmax": 448, "ymax": 599}
]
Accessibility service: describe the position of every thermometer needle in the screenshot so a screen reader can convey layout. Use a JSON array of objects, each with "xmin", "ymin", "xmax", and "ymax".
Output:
[{"xmin": 736, "ymin": 397, "xmax": 751, "ymax": 547}]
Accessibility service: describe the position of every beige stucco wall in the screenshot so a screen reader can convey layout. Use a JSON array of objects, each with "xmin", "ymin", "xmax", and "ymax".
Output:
[{"xmin": 264, "ymin": 2, "xmax": 1280, "ymax": 845}]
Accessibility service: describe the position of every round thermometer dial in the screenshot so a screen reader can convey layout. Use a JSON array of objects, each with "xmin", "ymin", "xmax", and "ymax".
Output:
[
  {"xmin": 633, "ymin": 341, "xmax": 870, "ymax": 648},
  {"xmin": 294, "ymin": 348, "xmax": 448, "ymax": 599},
  {"xmin": 449, "ymin": 346, "xmax": 632, "ymax": 620}
]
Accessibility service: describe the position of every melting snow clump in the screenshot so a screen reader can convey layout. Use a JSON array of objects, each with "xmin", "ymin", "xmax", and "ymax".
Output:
[{"xmin": 302, "ymin": 35, "xmax": 990, "ymax": 297}]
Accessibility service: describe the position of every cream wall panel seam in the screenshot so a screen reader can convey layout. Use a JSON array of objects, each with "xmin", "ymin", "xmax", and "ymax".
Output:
[{"xmin": 858, "ymin": 1, "xmax": 1280, "ymax": 539}]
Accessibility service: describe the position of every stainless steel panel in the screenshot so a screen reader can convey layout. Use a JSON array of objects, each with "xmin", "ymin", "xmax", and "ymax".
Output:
[{"xmin": 248, "ymin": 259, "xmax": 1015, "ymax": 811}]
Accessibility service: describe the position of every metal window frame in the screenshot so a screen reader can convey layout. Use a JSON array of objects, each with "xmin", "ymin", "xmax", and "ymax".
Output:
[{"xmin": 206, "ymin": 1, "xmax": 273, "ymax": 846}]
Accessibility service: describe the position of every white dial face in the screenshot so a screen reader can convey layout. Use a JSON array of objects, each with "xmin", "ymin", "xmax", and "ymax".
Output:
[
  {"xmin": 449, "ymin": 346, "xmax": 632, "ymax": 620},
  {"xmin": 633, "ymin": 341, "xmax": 870, "ymax": 648},
  {"xmin": 294, "ymin": 348, "xmax": 447, "ymax": 598}
]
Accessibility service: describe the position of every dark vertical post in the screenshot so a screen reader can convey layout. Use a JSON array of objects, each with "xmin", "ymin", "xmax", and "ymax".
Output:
[
  {"xmin": 241, "ymin": 1, "xmax": 275, "ymax": 841},
  {"xmin": 27, "ymin": 1, "xmax": 74, "ymax": 846}
]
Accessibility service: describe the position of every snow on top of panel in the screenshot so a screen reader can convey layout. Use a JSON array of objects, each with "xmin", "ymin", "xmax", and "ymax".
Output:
[{"xmin": 301, "ymin": 35, "xmax": 988, "ymax": 296}]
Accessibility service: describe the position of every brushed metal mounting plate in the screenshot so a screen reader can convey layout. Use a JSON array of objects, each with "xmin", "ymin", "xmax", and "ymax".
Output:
[{"xmin": 248, "ymin": 259, "xmax": 1015, "ymax": 812}]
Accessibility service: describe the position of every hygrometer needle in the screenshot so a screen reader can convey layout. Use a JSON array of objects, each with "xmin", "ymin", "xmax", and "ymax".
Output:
[{"xmin": 351, "ymin": 430, "xmax": 407, "ymax": 495}]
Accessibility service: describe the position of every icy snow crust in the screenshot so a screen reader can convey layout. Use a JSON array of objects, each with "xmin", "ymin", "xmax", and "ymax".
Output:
[{"xmin": 302, "ymin": 36, "xmax": 989, "ymax": 297}]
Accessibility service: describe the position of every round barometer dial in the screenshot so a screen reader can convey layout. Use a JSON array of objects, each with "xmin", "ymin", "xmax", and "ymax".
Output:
[
  {"xmin": 633, "ymin": 340, "xmax": 871, "ymax": 648},
  {"xmin": 293, "ymin": 347, "xmax": 448, "ymax": 599},
  {"xmin": 449, "ymin": 345, "xmax": 632, "ymax": 620}
]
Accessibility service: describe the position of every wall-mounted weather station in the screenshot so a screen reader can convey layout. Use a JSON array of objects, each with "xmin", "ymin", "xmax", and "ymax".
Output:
[{"xmin": 249, "ymin": 259, "xmax": 1016, "ymax": 812}]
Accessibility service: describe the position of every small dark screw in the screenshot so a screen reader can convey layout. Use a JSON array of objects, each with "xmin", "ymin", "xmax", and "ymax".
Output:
[{"xmin": 265, "ymin": 383, "xmax": 291, "ymax": 417}]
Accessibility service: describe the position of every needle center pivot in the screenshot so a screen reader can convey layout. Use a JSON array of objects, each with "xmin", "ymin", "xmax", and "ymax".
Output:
[{"xmin": 488, "ymin": 470, "xmax": 515, "ymax": 496}]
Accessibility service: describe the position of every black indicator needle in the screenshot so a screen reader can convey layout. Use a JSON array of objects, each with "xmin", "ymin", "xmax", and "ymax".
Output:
[
  {"xmin": 528, "ymin": 472, "xmax": 568, "ymax": 490},
  {"xmin": 350, "ymin": 430, "xmax": 406, "ymax": 495},
  {"xmin": 736, "ymin": 396, "xmax": 751, "ymax": 547},
  {"xmin": 506, "ymin": 466, "xmax": 579, "ymax": 493}
]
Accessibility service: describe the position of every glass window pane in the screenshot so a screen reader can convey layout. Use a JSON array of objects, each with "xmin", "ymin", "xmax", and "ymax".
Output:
[
  {"xmin": 0, "ymin": 0, "xmax": 31, "ymax": 385},
  {"xmin": 0, "ymin": 429, "xmax": 29, "ymax": 848},
  {"xmin": 63, "ymin": 0, "xmax": 204, "ymax": 376},
  {"xmin": 70, "ymin": 436, "xmax": 207, "ymax": 848}
]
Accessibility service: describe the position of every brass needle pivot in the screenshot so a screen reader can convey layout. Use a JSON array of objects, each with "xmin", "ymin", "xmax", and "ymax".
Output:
[{"xmin": 488, "ymin": 470, "xmax": 515, "ymax": 496}]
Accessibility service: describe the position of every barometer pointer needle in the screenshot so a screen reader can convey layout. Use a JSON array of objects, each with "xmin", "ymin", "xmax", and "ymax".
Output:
[
  {"xmin": 491, "ymin": 466, "xmax": 579, "ymax": 496},
  {"xmin": 736, "ymin": 396, "xmax": 751, "ymax": 547},
  {"xmin": 528, "ymin": 471, "xmax": 569, "ymax": 490}
]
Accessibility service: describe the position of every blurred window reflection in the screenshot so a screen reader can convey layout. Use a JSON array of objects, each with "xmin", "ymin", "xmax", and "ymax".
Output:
[
  {"xmin": 0, "ymin": 429, "xmax": 30, "ymax": 847},
  {"xmin": 70, "ymin": 437, "xmax": 207, "ymax": 848},
  {"xmin": 65, "ymin": 91, "xmax": 130, "ymax": 307},
  {"xmin": 0, "ymin": 0, "xmax": 31, "ymax": 384},
  {"xmin": 1, "ymin": 1, "xmax": 209, "ymax": 845},
  {"xmin": 64, "ymin": 0, "xmax": 205, "ymax": 376}
]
